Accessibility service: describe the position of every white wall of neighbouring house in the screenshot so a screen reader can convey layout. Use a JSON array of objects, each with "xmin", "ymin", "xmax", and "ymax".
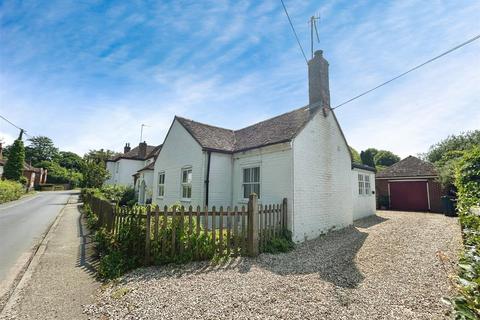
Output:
[
  {"xmin": 292, "ymin": 110, "xmax": 353, "ymax": 242},
  {"xmin": 105, "ymin": 161, "xmax": 115, "ymax": 185},
  {"xmin": 232, "ymin": 143, "xmax": 293, "ymax": 212},
  {"xmin": 0, "ymin": 165, "xmax": 3, "ymax": 177},
  {"xmin": 153, "ymin": 119, "xmax": 205, "ymax": 208},
  {"xmin": 352, "ymin": 168, "xmax": 376, "ymax": 220},
  {"xmin": 106, "ymin": 159, "xmax": 143, "ymax": 187}
]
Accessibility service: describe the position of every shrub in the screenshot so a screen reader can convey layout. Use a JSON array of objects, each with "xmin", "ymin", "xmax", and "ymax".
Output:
[
  {"xmin": 0, "ymin": 180, "xmax": 24, "ymax": 203},
  {"xmin": 263, "ymin": 230, "xmax": 295, "ymax": 254},
  {"xmin": 447, "ymin": 147, "xmax": 480, "ymax": 319},
  {"xmin": 3, "ymin": 139, "xmax": 25, "ymax": 181}
]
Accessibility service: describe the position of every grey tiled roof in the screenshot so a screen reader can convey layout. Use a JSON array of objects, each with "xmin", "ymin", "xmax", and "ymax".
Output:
[
  {"xmin": 109, "ymin": 145, "xmax": 160, "ymax": 162},
  {"xmin": 376, "ymin": 156, "xmax": 437, "ymax": 178},
  {"xmin": 175, "ymin": 105, "xmax": 319, "ymax": 153}
]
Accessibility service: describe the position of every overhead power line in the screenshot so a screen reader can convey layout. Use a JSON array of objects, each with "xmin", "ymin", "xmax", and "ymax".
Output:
[
  {"xmin": 0, "ymin": 114, "xmax": 32, "ymax": 139},
  {"xmin": 280, "ymin": 0, "xmax": 308, "ymax": 64},
  {"xmin": 332, "ymin": 33, "xmax": 480, "ymax": 110}
]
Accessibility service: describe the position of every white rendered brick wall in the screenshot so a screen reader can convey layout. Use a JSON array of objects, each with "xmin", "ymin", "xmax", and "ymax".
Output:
[
  {"xmin": 152, "ymin": 120, "xmax": 205, "ymax": 208},
  {"xmin": 232, "ymin": 143, "xmax": 293, "ymax": 213},
  {"xmin": 352, "ymin": 168, "xmax": 376, "ymax": 220},
  {"xmin": 208, "ymin": 152, "xmax": 233, "ymax": 208},
  {"xmin": 106, "ymin": 159, "xmax": 143, "ymax": 187},
  {"xmin": 292, "ymin": 111, "xmax": 353, "ymax": 242}
]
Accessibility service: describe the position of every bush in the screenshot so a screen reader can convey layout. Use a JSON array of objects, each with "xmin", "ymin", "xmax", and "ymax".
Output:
[
  {"xmin": 263, "ymin": 230, "xmax": 295, "ymax": 254},
  {"xmin": 447, "ymin": 147, "xmax": 480, "ymax": 319},
  {"xmin": 3, "ymin": 139, "xmax": 25, "ymax": 181},
  {"xmin": 0, "ymin": 180, "xmax": 24, "ymax": 203}
]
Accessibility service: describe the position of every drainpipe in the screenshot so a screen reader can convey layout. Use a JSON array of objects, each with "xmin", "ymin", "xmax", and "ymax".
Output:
[{"xmin": 205, "ymin": 151, "xmax": 212, "ymax": 207}]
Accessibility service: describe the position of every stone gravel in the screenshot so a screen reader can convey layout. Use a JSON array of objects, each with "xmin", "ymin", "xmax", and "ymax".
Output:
[{"xmin": 84, "ymin": 211, "xmax": 461, "ymax": 320}]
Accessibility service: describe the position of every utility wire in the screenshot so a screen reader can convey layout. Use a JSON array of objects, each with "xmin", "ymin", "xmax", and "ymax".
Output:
[
  {"xmin": 332, "ymin": 33, "xmax": 480, "ymax": 110},
  {"xmin": 0, "ymin": 114, "xmax": 32, "ymax": 138},
  {"xmin": 280, "ymin": 0, "xmax": 308, "ymax": 64}
]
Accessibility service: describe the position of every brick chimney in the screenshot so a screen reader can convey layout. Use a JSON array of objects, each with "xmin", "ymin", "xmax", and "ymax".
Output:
[
  {"xmin": 124, "ymin": 143, "xmax": 131, "ymax": 154},
  {"xmin": 138, "ymin": 141, "xmax": 147, "ymax": 158},
  {"xmin": 308, "ymin": 50, "xmax": 330, "ymax": 108}
]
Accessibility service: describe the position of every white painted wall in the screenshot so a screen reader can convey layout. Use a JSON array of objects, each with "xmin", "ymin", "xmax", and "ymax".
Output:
[
  {"xmin": 232, "ymin": 143, "xmax": 293, "ymax": 211},
  {"xmin": 292, "ymin": 111, "xmax": 353, "ymax": 242},
  {"xmin": 208, "ymin": 152, "xmax": 232, "ymax": 208},
  {"xmin": 352, "ymin": 168, "xmax": 376, "ymax": 220},
  {"xmin": 153, "ymin": 119, "xmax": 205, "ymax": 208},
  {"xmin": 105, "ymin": 159, "xmax": 143, "ymax": 187},
  {"xmin": 0, "ymin": 165, "xmax": 3, "ymax": 177}
]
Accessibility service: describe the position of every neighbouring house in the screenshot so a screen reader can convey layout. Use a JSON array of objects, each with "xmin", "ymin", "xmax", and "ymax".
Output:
[
  {"xmin": 0, "ymin": 143, "xmax": 47, "ymax": 189},
  {"xmin": 105, "ymin": 142, "xmax": 161, "ymax": 188},
  {"xmin": 376, "ymin": 156, "xmax": 444, "ymax": 212},
  {"xmin": 151, "ymin": 50, "xmax": 376, "ymax": 242},
  {"xmin": 133, "ymin": 146, "xmax": 162, "ymax": 204}
]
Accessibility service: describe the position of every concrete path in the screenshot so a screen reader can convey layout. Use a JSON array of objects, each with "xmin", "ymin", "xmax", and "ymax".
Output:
[
  {"xmin": 1, "ymin": 194, "xmax": 100, "ymax": 320},
  {"xmin": 0, "ymin": 191, "xmax": 73, "ymax": 301}
]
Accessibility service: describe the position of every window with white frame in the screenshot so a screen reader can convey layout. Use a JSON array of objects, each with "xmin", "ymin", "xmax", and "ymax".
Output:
[
  {"xmin": 365, "ymin": 175, "xmax": 371, "ymax": 195},
  {"xmin": 181, "ymin": 167, "xmax": 192, "ymax": 199},
  {"xmin": 243, "ymin": 167, "xmax": 260, "ymax": 199},
  {"xmin": 158, "ymin": 172, "xmax": 165, "ymax": 197},
  {"xmin": 358, "ymin": 174, "xmax": 364, "ymax": 195}
]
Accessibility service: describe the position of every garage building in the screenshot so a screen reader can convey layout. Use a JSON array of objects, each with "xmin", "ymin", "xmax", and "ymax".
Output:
[{"xmin": 376, "ymin": 156, "xmax": 444, "ymax": 212}]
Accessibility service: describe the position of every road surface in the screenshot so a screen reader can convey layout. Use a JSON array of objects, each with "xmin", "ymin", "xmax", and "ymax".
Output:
[{"xmin": 0, "ymin": 191, "xmax": 74, "ymax": 298}]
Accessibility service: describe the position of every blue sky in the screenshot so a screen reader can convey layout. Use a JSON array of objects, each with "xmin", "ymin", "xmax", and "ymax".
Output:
[{"xmin": 1, "ymin": 0, "xmax": 479, "ymax": 157}]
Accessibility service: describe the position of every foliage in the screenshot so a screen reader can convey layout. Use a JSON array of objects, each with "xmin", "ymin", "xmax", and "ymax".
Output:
[
  {"xmin": 349, "ymin": 146, "xmax": 361, "ymax": 164},
  {"xmin": 0, "ymin": 179, "xmax": 24, "ymax": 203},
  {"xmin": 83, "ymin": 185, "xmax": 136, "ymax": 205},
  {"xmin": 374, "ymin": 150, "xmax": 400, "ymax": 167},
  {"xmin": 25, "ymin": 136, "xmax": 59, "ymax": 167},
  {"xmin": 360, "ymin": 148, "xmax": 378, "ymax": 167},
  {"xmin": 54, "ymin": 151, "xmax": 85, "ymax": 171},
  {"xmin": 377, "ymin": 195, "xmax": 389, "ymax": 209},
  {"xmin": 263, "ymin": 230, "xmax": 294, "ymax": 254},
  {"xmin": 81, "ymin": 161, "xmax": 110, "ymax": 188},
  {"xmin": 435, "ymin": 150, "xmax": 466, "ymax": 188},
  {"xmin": 3, "ymin": 139, "xmax": 25, "ymax": 181},
  {"xmin": 426, "ymin": 130, "xmax": 480, "ymax": 163},
  {"xmin": 37, "ymin": 160, "xmax": 83, "ymax": 187},
  {"xmin": 447, "ymin": 147, "xmax": 480, "ymax": 319},
  {"xmin": 84, "ymin": 149, "xmax": 119, "ymax": 165}
]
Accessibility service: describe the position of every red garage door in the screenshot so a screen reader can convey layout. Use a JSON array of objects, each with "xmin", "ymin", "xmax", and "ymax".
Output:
[{"xmin": 389, "ymin": 181, "xmax": 429, "ymax": 211}]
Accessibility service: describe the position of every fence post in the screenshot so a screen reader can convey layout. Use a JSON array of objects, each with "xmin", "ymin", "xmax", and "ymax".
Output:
[
  {"xmin": 247, "ymin": 193, "xmax": 259, "ymax": 257},
  {"xmin": 145, "ymin": 206, "xmax": 151, "ymax": 266},
  {"xmin": 282, "ymin": 198, "xmax": 288, "ymax": 232}
]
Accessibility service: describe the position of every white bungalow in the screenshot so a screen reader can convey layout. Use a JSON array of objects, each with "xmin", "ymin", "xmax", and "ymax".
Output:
[{"xmin": 152, "ymin": 50, "xmax": 376, "ymax": 242}]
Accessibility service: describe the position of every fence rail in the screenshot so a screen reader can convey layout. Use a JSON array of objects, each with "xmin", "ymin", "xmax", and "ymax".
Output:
[{"xmin": 83, "ymin": 193, "xmax": 287, "ymax": 265}]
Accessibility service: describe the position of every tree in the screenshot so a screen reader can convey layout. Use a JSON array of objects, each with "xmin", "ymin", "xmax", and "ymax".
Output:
[
  {"xmin": 55, "ymin": 151, "xmax": 84, "ymax": 171},
  {"xmin": 25, "ymin": 136, "xmax": 59, "ymax": 166},
  {"xmin": 84, "ymin": 149, "xmax": 119, "ymax": 165},
  {"xmin": 426, "ymin": 130, "xmax": 480, "ymax": 163},
  {"xmin": 374, "ymin": 150, "xmax": 400, "ymax": 167},
  {"xmin": 349, "ymin": 146, "xmax": 361, "ymax": 164},
  {"xmin": 360, "ymin": 148, "xmax": 378, "ymax": 167},
  {"xmin": 3, "ymin": 137, "xmax": 25, "ymax": 181},
  {"xmin": 37, "ymin": 160, "xmax": 83, "ymax": 188},
  {"xmin": 81, "ymin": 161, "xmax": 110, "ymax": 188}
]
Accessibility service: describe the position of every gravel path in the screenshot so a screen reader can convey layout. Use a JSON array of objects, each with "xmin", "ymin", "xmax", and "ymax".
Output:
[{"xmin": 84, "ymin": 211, "xmax": 461, "ymax": 320}]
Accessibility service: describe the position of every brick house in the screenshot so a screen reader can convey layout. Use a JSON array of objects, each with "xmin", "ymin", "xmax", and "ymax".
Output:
[{"xmin": 376, "ymin": 156, "xmax": 444, "ymax": 212}]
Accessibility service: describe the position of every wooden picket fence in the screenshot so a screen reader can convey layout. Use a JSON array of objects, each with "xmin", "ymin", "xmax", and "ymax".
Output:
[{"xmin": 83, "ymin": 193, "xmax": 288, "ymax": 265}]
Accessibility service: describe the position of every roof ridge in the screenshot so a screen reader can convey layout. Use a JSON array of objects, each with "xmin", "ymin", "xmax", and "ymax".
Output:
[
  {"xmin": 175, "ymin": 116, "xmax": 235, "ymax": 133},
  {"xmin": 233, "ymin": 104, "xmax": 310, "ymax": 133}
]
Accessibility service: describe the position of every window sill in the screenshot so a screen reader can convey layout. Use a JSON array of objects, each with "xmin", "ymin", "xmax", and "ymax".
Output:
[
  {"xmin": 157, "ymin": 196, "xmax": 164, "ymax": 199},
  {"xmin": 181, "ymin": 198, "xmax": 192, "ymax": 202}
]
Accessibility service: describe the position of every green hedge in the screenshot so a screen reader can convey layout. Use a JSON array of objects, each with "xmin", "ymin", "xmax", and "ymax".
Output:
[
  {"xmin": 0, "ymin": 180, "xmax": 24, "ymax": 204},
  {"xmin": 448, "ymin": 147, "xmax": 480, "ymax": 319}
]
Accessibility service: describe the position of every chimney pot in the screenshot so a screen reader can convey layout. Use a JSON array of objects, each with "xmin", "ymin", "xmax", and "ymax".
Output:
[{"xmin": 124, "ymin": 142, "xmax": 131, "ymax": 154}]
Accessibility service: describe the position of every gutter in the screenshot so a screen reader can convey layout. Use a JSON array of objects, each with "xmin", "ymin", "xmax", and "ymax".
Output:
[{"xmin": 204, "ymin": 151, "xmax": 212, "ymax": 207}]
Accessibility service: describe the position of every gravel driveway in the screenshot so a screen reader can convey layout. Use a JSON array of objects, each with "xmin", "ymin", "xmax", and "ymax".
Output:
[{"xmin": 84, "ymin": 211, "xmax": 461, "ymax": 320}]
